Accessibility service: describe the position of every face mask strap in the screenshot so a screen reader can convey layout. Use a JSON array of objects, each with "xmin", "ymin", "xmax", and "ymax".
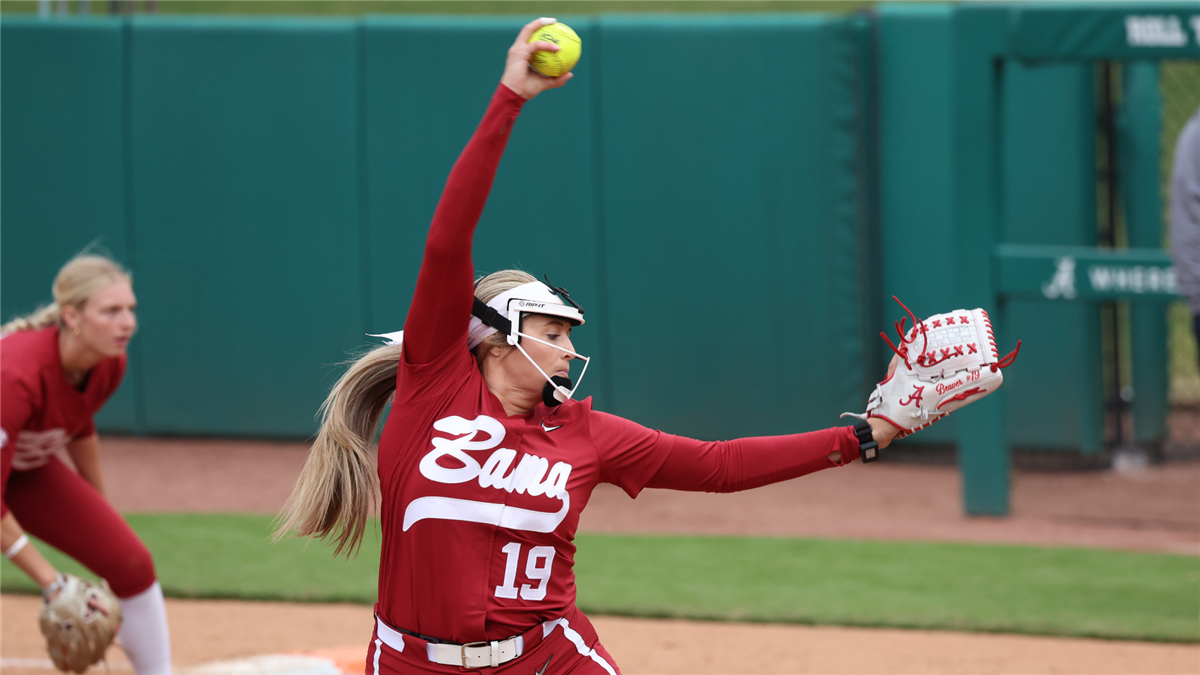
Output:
[
  {"xmin": 542, "ymin": 274, "xmax": 586, "ymax": 315},
  {"xmin": 511, "ymin": 330, "xmax": 591, "ymax": 402},
  {"xmin": 472, "ymin": 297, "xmax": 513, "ymax": 336},
  {"xmin": 472, "ymin": 286, "xmax": 590, "ymax": 402}
]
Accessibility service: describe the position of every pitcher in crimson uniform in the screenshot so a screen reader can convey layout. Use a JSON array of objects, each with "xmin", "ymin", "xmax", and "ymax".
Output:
[
  {"xmin": 0, "ymin": 254, "xmax": 173, "ymax": 674},
  {"xmin": 277, "ymin": 19, "xmax": 900, "ymax": 675}
]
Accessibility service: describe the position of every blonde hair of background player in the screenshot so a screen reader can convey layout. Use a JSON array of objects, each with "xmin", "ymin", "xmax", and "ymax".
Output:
[
  {"xmin": 275, "ymin": 269, "xmax": 538, "ymax": 556},
  {"xmin": 0, "ymin": 255, "xmax": 132, "ymax": 334}
]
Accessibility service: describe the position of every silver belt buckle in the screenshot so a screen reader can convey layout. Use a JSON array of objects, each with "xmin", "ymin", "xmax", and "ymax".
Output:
[{"xmin": 460, "ymin": 641, "xmax": 490, "ymax": 669}]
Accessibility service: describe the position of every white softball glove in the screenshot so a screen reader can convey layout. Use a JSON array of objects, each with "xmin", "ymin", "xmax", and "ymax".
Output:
[{"xmin": 843, "ymin": 298, "xmax": 1021, "ymax": 440}]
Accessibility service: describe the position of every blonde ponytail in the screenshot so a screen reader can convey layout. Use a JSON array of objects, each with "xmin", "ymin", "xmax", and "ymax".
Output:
[
  {"xmin": 274, "ymin": 343, "xmax": 401, "ymax": 556},
  {"xmin": 1, "ymin": 254, "xmax": 131, "ymax": 334},
  {"xmin": 0, "ymin": 303, "xmax": 62, "ymax": 333},
  {"xmin": 274, "ymin": 268, "xmax": 537, "ymax": 556}
]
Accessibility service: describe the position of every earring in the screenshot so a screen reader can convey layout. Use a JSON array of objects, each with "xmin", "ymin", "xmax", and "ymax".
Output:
[{"xmin": 73, "ymin": 326, "xmax": 81, "ymax": 336}]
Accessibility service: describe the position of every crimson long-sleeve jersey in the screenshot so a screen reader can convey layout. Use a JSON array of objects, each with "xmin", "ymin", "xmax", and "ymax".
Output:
[
  {"xmin": 374, "ymin": 84, "xmax": 860, "ymax": 643},
  {"xmin": 0, "ymin": 326, "xmax": 125, "ymax": 516}
]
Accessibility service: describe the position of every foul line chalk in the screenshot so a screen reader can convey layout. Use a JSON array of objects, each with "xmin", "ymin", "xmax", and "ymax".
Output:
[
  {"xmin": 180, "ymin": 654, "xmax": 348, "ymax": 675},
  {"xmin": 1, "ymin": 658, "xmax": 131, "ymax": 671}
]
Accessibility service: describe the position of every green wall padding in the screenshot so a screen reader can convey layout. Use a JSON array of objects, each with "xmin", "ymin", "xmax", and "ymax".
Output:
[
  {"xmin": 8, "ymin": 8, "xmax": 1159, "ymax": 451},
  {"xmin": 1, "ymin": 15, "xmax": 867, "ymax": 441},
  {"xmin": 359, "ymin": 16, "xmax": 606, "ymax": 405},
  {"xmin": 875, "ymin": 4, "xmax": 959, "ymax": 444},
  {"xmin": 877, "ymin": 5, "xmax": 956, "ymax": 308},
  {"xmin": 1009, "ymin": 3, "xmax": 1200, "ymax": 61},
  {"xmin": 594, "ymin": 15, "xmax": 867, "ymax": 439},
  {"xmin": 1121, "ymin": 61, "xmax": 1169, "ymax": 446},
  {"xmin": 999, "ymin": 61, "xmax": 1103, "ymax": 452},
  {"xmin": 877, "ymin": 6, "xmax": 1118, "ymax": 452},
  {"xmin": 127, "ymin": 18, "xmax": 364, "ymax": 436},
  {"xmin": 0, "ymin": 18, "xmax": 140, "ymax": 433}
]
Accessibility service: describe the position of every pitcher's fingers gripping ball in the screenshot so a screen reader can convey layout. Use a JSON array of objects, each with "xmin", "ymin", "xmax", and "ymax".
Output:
[
  {"xmin": 39, "ymin": 573, "xmax": 123, "ymax": 673},
  {"xmin": 528, "ymin": 21, "xmax": 581, "ymax": 77},
  {"xmin": 844, "ymin": 297, "xmax": 1021, "ymax": 442}
]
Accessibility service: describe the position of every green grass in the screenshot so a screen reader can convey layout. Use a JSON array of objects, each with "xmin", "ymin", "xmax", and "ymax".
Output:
[
  {"xmin": 2, "ymin": 514, "xmax": 1197, "ymax": 643},
  {"xmin": 0, "ymin": 514, "xmax": 383, "ymax": 603},
  {"xmin": 575, "ymin": 534, "xmax": 1200, "ymax": 643},
  {"xmin": 0, "ymin": 1, "xmax": 878, "ymax": 17}
]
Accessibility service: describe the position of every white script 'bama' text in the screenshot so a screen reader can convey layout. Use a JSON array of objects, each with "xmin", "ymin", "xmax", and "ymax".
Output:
[{"xmin": 403, "ymin": 415, "xmax": 573, "ymax": 533}]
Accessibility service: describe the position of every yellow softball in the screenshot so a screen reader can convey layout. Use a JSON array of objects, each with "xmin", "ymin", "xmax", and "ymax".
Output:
[{"xmin": 528, "ymin": 22, "xmax": 581, "ymax": 77}]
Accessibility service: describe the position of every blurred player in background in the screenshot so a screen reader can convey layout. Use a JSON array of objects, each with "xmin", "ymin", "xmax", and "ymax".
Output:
[
  {"xmin": 277, "ymin": 19, "xmax": 899, "ymax": 675},
  {"xmin": 1171, "ymin": 105, "xmax": 1200, "ymax": 366},
  {"xmin": 0, "ymin": 254, "xmax": 173, "ymax": 674}
]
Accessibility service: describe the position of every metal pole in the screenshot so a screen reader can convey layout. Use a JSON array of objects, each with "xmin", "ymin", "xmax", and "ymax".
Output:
[
  {"xmin": 1100, "ymin": 63, "xmax": 1146, "ymax": 470},
  {"xmin": 1122, "ymin": 62, "xmax": 1168, "ymax": 461},
  {"xmin": 1100, "ymin": 63, "xmax": 1126, "ymax": 448}
]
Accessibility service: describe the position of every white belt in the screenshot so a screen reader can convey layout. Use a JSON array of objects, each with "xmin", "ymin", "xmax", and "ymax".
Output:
[{"xmin": 375, "ymin": 616, "xmax": 526, "ymax": 669}]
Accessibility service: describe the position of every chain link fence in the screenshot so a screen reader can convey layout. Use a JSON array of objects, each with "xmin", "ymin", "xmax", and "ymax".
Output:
[{"xmin": 1161, "ymin": 59, "xmax": 1200, "ymax": 458}]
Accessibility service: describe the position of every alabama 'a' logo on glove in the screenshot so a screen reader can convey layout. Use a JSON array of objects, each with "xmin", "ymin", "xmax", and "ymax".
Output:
[
  {"xmin": 38, "ymin": 574, "xmax": 123, "ymax": 674},
  {"xmin": 844, "ymin": 298, "xmax": 1020, "ymax": 438}
]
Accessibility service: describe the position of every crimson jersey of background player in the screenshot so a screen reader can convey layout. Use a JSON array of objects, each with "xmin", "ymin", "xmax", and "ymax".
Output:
[
  {"xmin": 0, "ymin": 254, "xmax": 173, "ymax": 674},
  {"xmin": 276, "ymin": 19, "xmax": 901, "ymax": 675}
]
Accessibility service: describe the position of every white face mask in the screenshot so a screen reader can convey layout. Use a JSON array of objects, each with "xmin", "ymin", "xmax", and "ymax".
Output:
[
  {"xmin": 505, "ymin": 324, "xmax": 591, "ymax": 406},
  {"xmin": 370, "ymin": 280, "xmax": 591, "ymax": 406},
  {"xmin": 494, "ymin": 285, "xmax": 589, "ymax": 406},
  {"xmin": 468, "ymin": 282, "xmax": 584, "ymax": 347}
]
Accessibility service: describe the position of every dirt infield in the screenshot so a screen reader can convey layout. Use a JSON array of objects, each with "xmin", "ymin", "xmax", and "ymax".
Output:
[
  {"xmin": 3, "ymin": 595, "xmax": 1199, "ymax": 675},
  {"xmin": 2, "ymin": 437, "xmax": 1198, "ymax": 674}
]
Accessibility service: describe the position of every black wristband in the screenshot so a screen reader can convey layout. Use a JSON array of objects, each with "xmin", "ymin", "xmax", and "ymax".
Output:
[{"xmin": 853, "ymin": 419, "xmax": 880, "ymax": 463}]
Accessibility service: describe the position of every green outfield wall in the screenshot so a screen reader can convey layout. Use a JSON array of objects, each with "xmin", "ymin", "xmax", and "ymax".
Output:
[
  {"xmin": 0, "ymin": 14, "xmax": 870, "ymax": 440},
  {"xmin": 876, "ymin": 5, "xmax": 1107, "ymax": 451},
  {"xmin": 0, "ymin": 19, "xmax": 141, "ymax": 431},
  {"xmin": 1, "ymin": 5, "xmax": 1188, "ymax": 455}
]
